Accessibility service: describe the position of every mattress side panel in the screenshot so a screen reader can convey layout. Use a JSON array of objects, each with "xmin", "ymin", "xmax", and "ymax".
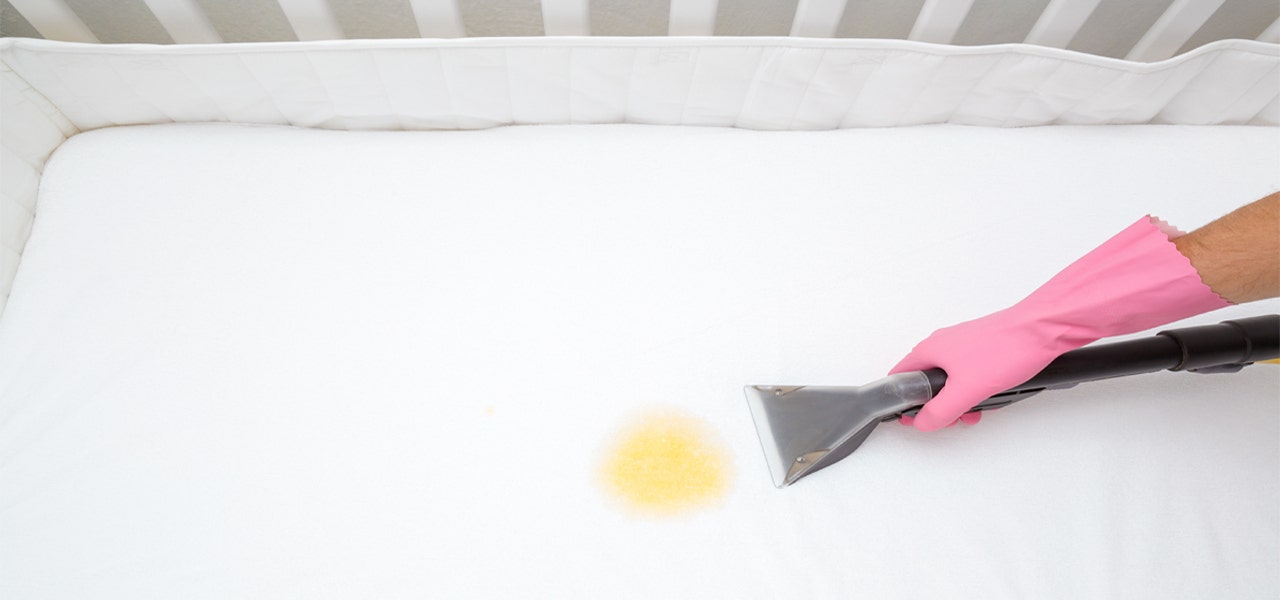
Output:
[
  {"xmin": 0, "ymin": 55, "xmax": 76, "ymax": 318},
  {"xmin": 0, "ymin": 38, "xmax": 1275, "ymax": 133}
]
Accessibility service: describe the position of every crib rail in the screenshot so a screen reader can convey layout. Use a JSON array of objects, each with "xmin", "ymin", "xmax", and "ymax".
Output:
[{"xmin": 3, "ymin": 0, "xmax": 1278, "ymax": 62}]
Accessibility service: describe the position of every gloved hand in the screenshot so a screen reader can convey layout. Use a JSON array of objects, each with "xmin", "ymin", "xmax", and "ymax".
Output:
[{"xmin": 891, "ymin": 216, "xmax": 1230, "ymax": 432}]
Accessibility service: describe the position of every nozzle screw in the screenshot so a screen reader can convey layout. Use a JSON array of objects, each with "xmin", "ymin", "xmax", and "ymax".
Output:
[{"xmin": 795, "ymin": 456, "xmax": 805, "ymax": 463}]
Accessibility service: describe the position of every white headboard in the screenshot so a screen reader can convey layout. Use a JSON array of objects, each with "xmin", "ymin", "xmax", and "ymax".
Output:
[{"xmin": 3, "ymin": 0, "xmax": 1278, "ymax": 62}]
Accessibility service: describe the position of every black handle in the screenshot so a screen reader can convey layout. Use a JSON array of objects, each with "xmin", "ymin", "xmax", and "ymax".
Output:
[{"xmin": 920, "ymin": 315, "xmax": 1280, "ymax": 410}]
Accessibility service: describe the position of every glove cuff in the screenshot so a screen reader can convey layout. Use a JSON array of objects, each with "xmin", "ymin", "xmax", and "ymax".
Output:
[{"xmin": 1012, "ymin": 215, "xmax": 1231, "ymax": 349}]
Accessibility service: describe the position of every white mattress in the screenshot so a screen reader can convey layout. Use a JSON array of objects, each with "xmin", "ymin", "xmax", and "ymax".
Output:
[{"xmin": 1, "ymin": 123, "xmax": 1277, "ymax": 599}]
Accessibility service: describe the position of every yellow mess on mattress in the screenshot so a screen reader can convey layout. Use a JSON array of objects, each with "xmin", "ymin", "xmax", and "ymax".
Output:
[{"xmin": 598, "ymin": 409, "xmax": 731, "ymax": 517}]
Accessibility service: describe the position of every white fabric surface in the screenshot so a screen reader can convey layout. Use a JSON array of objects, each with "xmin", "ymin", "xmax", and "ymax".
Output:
[
  {"xmin": 0, "ymin": 56, "xmax": 77, "ymax": 316},
  {"xmin": 2, "ymin": 36, "xmax": 1279, "ymax": 320},
  {"xmin": 0, "ymin": 123, "xmax": 1277, "ymax": 599}
]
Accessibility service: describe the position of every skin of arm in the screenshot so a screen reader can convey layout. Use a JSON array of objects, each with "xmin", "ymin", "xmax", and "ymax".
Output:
[{"xmin": 1173, "ymin": 192, "xmax": 1279, "ymax": 304}]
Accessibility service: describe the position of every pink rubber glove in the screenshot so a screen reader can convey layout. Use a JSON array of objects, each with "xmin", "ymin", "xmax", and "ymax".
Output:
[{"xmin": 891, "ymin": 216, "xmax": 1230, "ymax": 432}]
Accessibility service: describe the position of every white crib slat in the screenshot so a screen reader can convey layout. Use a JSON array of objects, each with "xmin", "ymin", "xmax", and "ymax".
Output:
[
  {"xmin": 541, "ymin": 0, "xmax": 590, "ymax": 35},
  {"xmin": 790, "ymin": 0, "xmax": 848, "ymax": 38},
  {"xmin": 140, "ymin": 0, "xmax": 222, "ymax": 44},
  {"xmin": 1023, "ymin": 0, "xmax": 1101, "ymax": 48},
  {"xmin": 408, "ymin": 0, "xmax": 466, "ymax": 38},
  {"xmin": 1126, "ymin": 0, "xmax": 1225, "ymax": 62},
  {"xmin": 276, "ymin": 0, "xmax": 345, "ymax": 40},
  {"xmin": 1259, "ymin": 17, "xmax": 1280, "ymax": 44},
  {"xmin": 908, "ymin": 0, "xmax": 975, "ymax": 44},
  {"xmin": 670, "ymin": 0, "xmax": 718, "ymax": 36},
  {"xmin": 6, "ymin": 0, "xmax": 98, "ymax": 43}
]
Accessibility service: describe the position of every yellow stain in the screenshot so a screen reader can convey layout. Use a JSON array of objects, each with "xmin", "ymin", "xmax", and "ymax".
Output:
[
  {"xmin": 598, "ymin": 409, "xmax": 731, "ymax": 517},
  {"xmin": 1261, "ymin": 359, "xmax": 1280, "ymax": 365}
]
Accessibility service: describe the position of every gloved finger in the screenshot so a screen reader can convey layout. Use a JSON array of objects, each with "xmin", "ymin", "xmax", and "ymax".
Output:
[
  {"xmin": 913, "ymin": 381, "xmax": 1002, "ymax": 432},
  {"xmin": 899, "ymin": 412, "xmax": 980, "ymax": 427}
]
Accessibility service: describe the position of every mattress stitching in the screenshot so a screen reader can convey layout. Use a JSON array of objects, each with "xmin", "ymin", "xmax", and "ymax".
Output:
[
  {"xmin": 103, "ymin": 55, "xmax": 184, "ymax": 125},
  {"xmin": 784, "ymin": 48, "xmax": 829, "ymax": 130},
  {"xmin": 0, "ymin": 64, "xmax": 77, "ymax": 136},
  {"xmin": 0, "ymin": 139, "xmax": 46, "ymax": 174},
  {"xmin": 621, "ymin": 47, "xmax": 637, "ymax": 124},
  {"xmin": 230, "ymin": 53, "xmax": 292, "ymax": 126},
  {"xmin": 889, "ymin": 52, "xmax": 949, "ymax": 126},
  {"xmin": 1244, "ymin": 75, "xmax": 1280, "ymax": 125},
  {"xmin": 731, "ymin": 47, "xmax": 768, "ymax": 128},
  {"xmin": 433, "ymin": 49, "xmax": 462, "ymax": 130},
  {"xmin": 298, "ymin": 50, "xmax": 341, "ymax": 128},
  {"xmin": 1212, "ymin": 61, "xmax": 1280, "ymax": 125},
  {"xmin": 502, "ymin": 46, "xmax": 517, "ymax": 125},
  {"xmin": 15, "ymin": 53, "xmax": 121, "ymax": 130},
  {"xmin": 1001, "ymin": 58, "xmax": 1071, "ymax": 127},
  {"xmin": 566, "ymin": 47, "xmax": 575, "ymax": 124},
  {"xmin": 834, "ymin": 51, "xmax": 890, "ymax": 128},
  {"xmin": 1142, "ymin": 49, "xmax": 1228, "ymax": 125},
  {"xmin": 165, "ymin": 54, "xmax": 236, "ymax": 123},
  {"xmin": 366, "ymin": 49, "xmax": 405, "ymax": 130},
  {"xmin": 1041, "ymin": 64, "xmax": 1127, "ymax": 125},
  {"xmin": 676, "ymin": 46, "xmax": 703, "ymax": 127}
]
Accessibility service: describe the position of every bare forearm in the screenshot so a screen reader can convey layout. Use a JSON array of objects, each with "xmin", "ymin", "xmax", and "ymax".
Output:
[{"xmin": 1173, "ymin": 193, "xmax": 1280, "ymax": 304}]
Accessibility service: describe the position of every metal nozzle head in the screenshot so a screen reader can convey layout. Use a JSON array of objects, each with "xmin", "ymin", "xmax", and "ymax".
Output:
[{"xmin": 744, "ymin": 372, "xmax": 935, "ymax": 488}]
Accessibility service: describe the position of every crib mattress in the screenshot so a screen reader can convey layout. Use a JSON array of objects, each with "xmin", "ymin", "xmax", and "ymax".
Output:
[{"xmin": 1, "ymin": 122, "xmax": 1277, "ymax": 599}]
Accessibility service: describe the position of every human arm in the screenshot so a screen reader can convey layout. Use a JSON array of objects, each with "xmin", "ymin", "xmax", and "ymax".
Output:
[
  {"xmin": 892, "ymin": 193, "xmax": 1278, "ymax": 432},
  {"xmin": 1174, "ymin": 193, "xmax": 1279, "ymax": 304}
]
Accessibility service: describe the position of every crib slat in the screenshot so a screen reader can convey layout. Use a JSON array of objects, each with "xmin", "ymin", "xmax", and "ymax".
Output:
[
  {"xmin": 141, "ymin": 0, "xmax": 222, "ymax": 43},
  {"xmin": 541, "ymin": 0, "xmax": 590, "ymax": 35},
  {"xmin": 791, "ymin": 0, "xmax": 848, "ymax": 38},
  {"xmin": 408, "ymin": 0, "xmax": 466, "ymax": 38},
  {"xmin": 1126, "ymin": 0, "xmax": 1225, "ymax": 62},
  {"xmin": 1, "ymin": 1, "xmax": 41, "ymax": 38},
  {"xmin": 669, "ymin": 0, "xmax": 717, "ymax": 36},
  {"xmin": 908, "ymin": 0, "xmax": 975, "ymax": 44},
  {"xmin": 276, "ymin": 0, "xmax": 345, "ymax": 40},
  {"xmin": 6, "ymin": 0, "xmax": 98, "ymax": 43},
  {"xmin": 1023, "ymin": 0, "xmax": 1101, "ymax": 48}
]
